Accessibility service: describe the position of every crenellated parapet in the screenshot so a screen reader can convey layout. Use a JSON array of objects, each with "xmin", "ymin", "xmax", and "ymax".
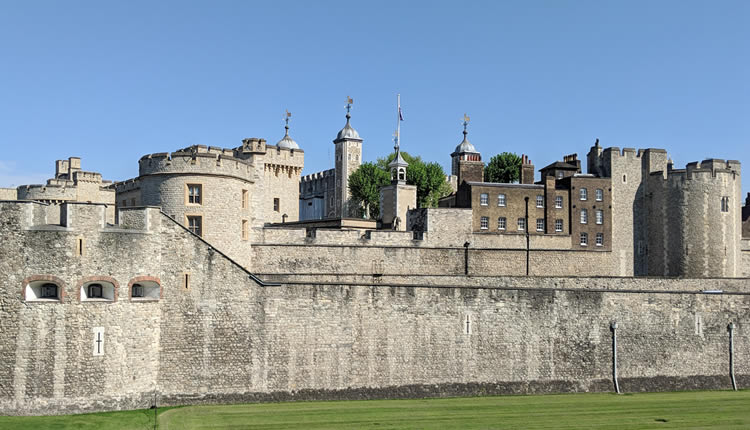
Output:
[{"xmin": 137, "ymin": 145, "xmax": 256, "ymax": 182}]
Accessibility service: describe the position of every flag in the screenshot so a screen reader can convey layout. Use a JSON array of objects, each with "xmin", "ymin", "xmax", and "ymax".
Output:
[{"xmin": 398, "ymin": 106, "xmax": 404, "ymax": 121}]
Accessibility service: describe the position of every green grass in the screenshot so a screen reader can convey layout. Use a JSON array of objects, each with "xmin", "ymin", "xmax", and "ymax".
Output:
[{"xmin": 2, "ymin": 390, "xmax": 749, "ymax": 429}]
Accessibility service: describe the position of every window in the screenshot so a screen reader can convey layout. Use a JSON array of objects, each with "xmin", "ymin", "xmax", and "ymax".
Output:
[
  {"xmin": 536, "ymin": 195, "xmax": 544, "ymax": 208},
  {"xmin": 596, "ymin": 233, "xmax": 604, "ymax": 246},
  {"xmin": 580, "ymin": 209, "xmax": 588, "ymax": 224},
  {"xmin": 555, "ymin": 196, "xmax": 563, "ymax": 209},
  {"xmin": 187, "ymin": 184, "xmax": 202, "ymax": 205},
  {"xmin": 41, "ymin": 283, "xmax": 57, "ymax": 298},
  {"xmin": 536, "ymin": 218, "xmax": 544, "ymax": 232},
  {"xmin": 623, "ymin": 174, "xmax": 627, "ymax": 183},
  {"xmin": 480, "ymin": 216, "xmax": 489, "ymax": 230},
  {"xmin": 132, "ymin": 284, "xmax": 143, "ymax": 297},
  {"xmin": 241, "ymin": 189, "xmax": 249, "ymax": 209},
  {"xmin": 242, "ymin": 219, "xmax": 249, "ymax": 240},
  {"xmin": 595, "ymin": 188, "xmax": 603, "ymax": 201},
  {"xmin": 187, "ymin": 215, "xmax": 202, "ymax": 237},
  {"xmin": 480, "ymin": 193, "xmax": 489, "ymax": 206},
  {"xmin": 88, "ymin": 284, "xmax": 103, "ymax": 298},
  {"xmin": 131, "ymin": 198, "xmax": 136, "ymax": 206},
  {"xmin": 555, "ymin": 219, "xmax": 563, "ymax": 232},
  {"xmin": 517, "ymin": 218, "xmax": 525, "ymax": 231},
  {"xmin": 498, "ymin": 217, "xmax": 506, "ymax": 230},
  {"xmin": 121, "ymin": 199, "xmax": 127, "ymax": 207},
  {"xmin": 497, "ymin": 194, "xmax": 506, "ymax": 207},
  {"xmin": 80, "ymin": 280, "xmax": 116, "ymax": 302},
  {"xmin": 580, "ymin": 232, "xmax": 588, "ymax": 246},
  {"xmin": 721, "ymin": 196, "xmax": 729, "ymax": 212},
  {"xmin": 557, "ymin": 171, "xmax": 563, "ymax": 179},
  {"xmin": 273, "ymin": 198, "xmax": 280, "ymax": 212},
  {"xmin": 596, "ymin": 209, "xmax": 603, "ymax": 225},
  {"xmin": 579, "ymin": 188, "xmax": 588, "ymax": 201}
]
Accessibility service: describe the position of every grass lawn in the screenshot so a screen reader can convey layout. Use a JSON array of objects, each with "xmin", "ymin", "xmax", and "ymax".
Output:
[{"xmin": 2, "ymin": 390, "xmax": 749, "ymax": 429}]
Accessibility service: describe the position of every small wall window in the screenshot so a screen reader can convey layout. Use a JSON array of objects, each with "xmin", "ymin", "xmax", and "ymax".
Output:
[
  {"xmin": 555, "ymin": 219, "xmax": 563, "ymax": 232},
  {"xmin": 517, "ymin": 218, "xmax": 525, "ymax": 231},
  {"xmin": 498, "ymin": 217, "xmax": 506, "ymax": 230},
  {"xmin": 130, "ymin": 280, "xmax": 160, "ymax": 301},
  {"xmin": 242, "ymin": 189, "xmax": 249, "ymax": 209},
  {"xmin": 721, "ymin": 196, "xmax": 729, "ymax": 212},
  {"xmin": 557, "ymin": 171, "xmax": 563, "ymax": 179},
  {"xmin": 596, "ymin": 232, "xmax": 604, "ymax": 247},
  {"xmin": 187, "ymin": 215, "xmax": 202, "ymax": 237},
  {"xmin": 596, "ymin": 209, "xmax": 604, "ymax": 225},
  {"xmin": 580, "ymin": 188, "xmax": 588, "ymax": 201},
  {"xmin": 187, "ymin": 184, "xmax": 202, "ymax": 205},
  {"xmin": 273, "ymin": 198, "xmax": 280, "ymax": 212},
  {"xmin": 480, "ymin": 193, "xmax": 489, "ymax": 206},
  {"xmin": 242, "ymin": 219, "xmax": 249, "ymax": 240},
  {"xmin": 80, "ymin": 280, "xmax": 116, "ymax": 302},
  {"xmin": 536, "ymin": 218, "xmax": 544, "ymax": 231},
  {"xmin": 623, "ymin": 174, "xmax": 627, "ymax": 183},
  {"xmin": 497, "ymin": 194, "xmax": 506, "ymax": 207},
  {"xmin": 25, "ymin": 280, "xmax": 62, "ymax": 302},
  {"xmin": 536, "ymin": 195, "xmax": 544, "ymax": 208},
  {"xmin": 580, "ymin": 209, "xmax": 588, "ymax": 224},
  {"xmin": 480, "ymin": 216, "xmax": 489, "ymax": 230},
  {"xmin": 580, "ymin": 232, "xmax": 588, "ymax": 246},
  {"xmin": 595, "ymin": 188, "xmax": 603, "ymax": 201},
  {"xmin": 555, "ymin": 196, "xmax": 563, "ymax": 209}
]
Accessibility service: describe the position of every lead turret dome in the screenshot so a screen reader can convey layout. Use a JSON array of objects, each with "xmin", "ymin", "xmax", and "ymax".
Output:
[
  {"xmin": 276, "ymin": 125, "xmax": 299, "ymax": 149},
  {"xmin": 335, "ymin": 113, "xmax": 361, "ymax": 142}
]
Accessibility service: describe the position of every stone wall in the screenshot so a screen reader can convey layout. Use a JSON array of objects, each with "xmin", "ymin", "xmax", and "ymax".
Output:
[
  {"xmin": 742, "ymin": 239, "xmax": 750, "ymax": 277},
  {"xmin": 1, "ymin": 200, "xmax": 749, "ymax": 416},
  {"xmin": 0, "ymin": 188, "xmax": 17, "ymax": 200}
]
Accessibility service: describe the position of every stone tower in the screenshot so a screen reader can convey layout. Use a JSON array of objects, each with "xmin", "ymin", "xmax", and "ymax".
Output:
[
  {"xmin": 380, "ymin": 149, "xmax": 416, "ymax": 231},
  {"xmin": 451, "ymin": 118, "xmax": 483, "ymax": 184},
  {"xmin": 333, "ymin": 103, "xmax": 362, "ymax": 218}
]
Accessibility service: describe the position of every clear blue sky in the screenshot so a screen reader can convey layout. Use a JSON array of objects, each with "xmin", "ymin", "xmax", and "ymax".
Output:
[{"xmin": 1, "ymin": 1, "xmax": 748, "ymax": 195}]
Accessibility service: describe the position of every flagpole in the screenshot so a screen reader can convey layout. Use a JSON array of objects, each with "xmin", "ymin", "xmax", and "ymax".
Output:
[{"xmin": 396, "ymin": 93, "xmax": 401, "ymax": 151}]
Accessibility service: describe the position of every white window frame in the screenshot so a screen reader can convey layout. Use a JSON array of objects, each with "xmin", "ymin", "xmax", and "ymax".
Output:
[
  {"xmin": 480, "ymin": 193, "xmax": 489, "ymax": 206},
  {"xmin": 580, "ymin": 209, "xmax": 588, "ymax": 224},
  {"xmin": 580, "ymin": 188, "xmax": 588, "ymax": 201},
  {"xmin": 555, "ymin": 219, "xmax": 563, "ymax": 232},
  {"xmin": 536, "ymin": 218, "xmax": 544, "ymax": 232},
  {"xmin": 596, "ymin": 209, "xmax": 603, "ymax": 225},
  {"xmin": 596, "ymin": 232, "xmax": 604, "ymax": 247},
  {"xmin": 595, "ymin": 188, "xmax": 603, "ymax": 201},
  {"xmin": 498, "ymin": 217, "xmax": 506, "ymax": 230},
  {"xmin": 580, "ymin": 232, "xmax": 588, "ymax": 246},
  {"xmin": 497, "ymin": 194, "xmax": 506, "ymax": 207},
  {"xmin": 555, "ymin": 196, "xmax": 563, "ymax": 209},
  {"xmin": 517, "ymin": 218, "xmax": 525, "ymax": 231},
  {"xmin": 480, "ymin": 216, "xmax": 489, "ymax": 230},
  {"xmin": 536, "ymin": 195, "xmax": 544, "ymax": 208}
]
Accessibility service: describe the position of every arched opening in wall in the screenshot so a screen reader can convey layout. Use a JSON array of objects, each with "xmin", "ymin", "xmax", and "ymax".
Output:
[
  {"xmin": 130, "ymin": 279, "xmax": 160, "ymax": 301},
  {"xmin": 25, "ymin": 280, "xmax": 62, "ymax": 302},
  {"xmin": 80, "ymin": 280, "xmax": 116, "ymax": 302}
]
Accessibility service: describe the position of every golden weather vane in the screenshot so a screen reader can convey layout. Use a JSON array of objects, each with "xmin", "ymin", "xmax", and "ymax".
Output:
[{"xmin": 463, "ymin": 113, "xmax": 470, "ymax": 124}]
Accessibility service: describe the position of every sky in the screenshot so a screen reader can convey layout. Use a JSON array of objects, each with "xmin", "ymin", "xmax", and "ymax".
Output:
[{"xmin": 1, "ymin": 1, "xmax": 748, "ymax": 195}]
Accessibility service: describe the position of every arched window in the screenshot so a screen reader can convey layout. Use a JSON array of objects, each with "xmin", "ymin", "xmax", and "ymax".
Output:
[
  {"xmin": 24, "ymin": 277, "xmax": 64, "ymax": 302},
  {"xmin": 88, "ymin": 284, "xmax": 103, "ymax": 298},
  {"xmin": 41, "ymin": 283, "xmax": 58, "ymax": 299},
  {"xmin": 79, "ymin": 278, "xmax": 117, "ymax": 302},
  {"xmin": 129, "ymin": 277, "xmax": 161, "ymax": 301}
]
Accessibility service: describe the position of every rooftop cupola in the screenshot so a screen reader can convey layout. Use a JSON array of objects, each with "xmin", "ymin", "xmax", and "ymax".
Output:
[
  {"xmin": 334, "ymin": 99, "xmax": 362, "ymax": 143},
  {"xmin": 276, "ymin": 110, "xmax": 299, "ymax": 149},
  {"xmin": 389, "ymin": 149, "xmax": 408, "ymax": 184}
]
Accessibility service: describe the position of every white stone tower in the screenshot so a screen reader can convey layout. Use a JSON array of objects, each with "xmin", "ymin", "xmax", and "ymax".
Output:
[{"xmin": 333, "ymin": 98, "xmax": 362, "ymax": 218}]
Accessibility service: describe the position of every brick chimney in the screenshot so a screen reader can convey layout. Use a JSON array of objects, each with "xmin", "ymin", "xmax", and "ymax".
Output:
[{"xmin": 520, "ymin": 154, "xmax": 535, "ymax": 184}]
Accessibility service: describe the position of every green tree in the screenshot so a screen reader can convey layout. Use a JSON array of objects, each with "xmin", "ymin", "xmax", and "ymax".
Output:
[
  {"xmin": 376, "ymin": 151, "xmax": 452, "ymax": 208},
  {"xmin": 348, "ymin": 162, "xmax": 391, "ymax": 218},
  {"xmin": 485, "ymin": 152, "xmax": 522, "ymax": 183}
]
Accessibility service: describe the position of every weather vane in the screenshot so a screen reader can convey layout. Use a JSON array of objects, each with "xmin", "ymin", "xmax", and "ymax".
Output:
[
  {"xmin": 284, "ymin": 110, "xmax": 291, "ymax": 127},
  {"xmin": 463, "ymin": 113, "xmax": 470, "ymax": 131},
  {"xmin": 346, "ymin": 96, "xmax": 354, "ymax": 114}
]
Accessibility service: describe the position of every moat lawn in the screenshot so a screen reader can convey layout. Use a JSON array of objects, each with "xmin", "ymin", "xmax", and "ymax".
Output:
[{"xmin": 2, "ymin": 390, "xmax": 749, "ymax": 429}]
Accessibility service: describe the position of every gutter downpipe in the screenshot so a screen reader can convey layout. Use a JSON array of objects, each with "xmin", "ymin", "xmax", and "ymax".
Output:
[
  {"xmin": 524, "ymin": 196, "xmax": 530, "ymax": 276},
  {"xmin": 611, "ymin": 321, "xmax": 621, "ymax": 394},
  {"xmin": 463, "ymin": 241, "xmax": 470, "ymax": 275},
  {"xmin": 729, "ymin": 322, "xmax": 737, "ymax": 391}
]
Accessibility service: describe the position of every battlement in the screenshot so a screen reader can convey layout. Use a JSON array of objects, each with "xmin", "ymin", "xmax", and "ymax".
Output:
[
  {"xmin": 263, "ymin": 143, "xmax": 305, "ymax": 168},
  {"xmin": 0, "ymin": 200, "xmax": 156, "ymax": 232},
  {"xmin": 138, "ymin": 145, "xmax": 256, "ymax": 181},
  {"xmin": 301, "ymin": 168, "xmax": 335, "ymax": 183},
  {"xmin": 651, "ymin": 159, "xmax": 741, "ymax": 182}
]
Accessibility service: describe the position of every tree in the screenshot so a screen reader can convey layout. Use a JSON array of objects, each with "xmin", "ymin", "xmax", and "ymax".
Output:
[
  {"xmin": 348, "ymin": 162, "xmax": 390, "ymax": 219},
  {"xmin": 376, "ymin": 151, "xmax": 452, "ymax": 208},
  {"xmin": 485, "ymin": 152, "xmax": 522, "ymax": 183}
]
